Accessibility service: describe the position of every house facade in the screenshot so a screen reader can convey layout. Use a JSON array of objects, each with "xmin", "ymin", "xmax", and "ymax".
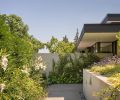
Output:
[{"xmin": 77, "ymin": 14, "xmax": 120, "ymax": 57}]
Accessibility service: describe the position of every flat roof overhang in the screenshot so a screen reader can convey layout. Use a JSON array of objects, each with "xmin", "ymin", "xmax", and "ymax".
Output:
[
  {"xmin": 102, "ymin": 14, "xmax": 120, "ymax": 24},
  {"xmin": 78, "ymin": 24, "xmax": 120, "ymax": 50}
]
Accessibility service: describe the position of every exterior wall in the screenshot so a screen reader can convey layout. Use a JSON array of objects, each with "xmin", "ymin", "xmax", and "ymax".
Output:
[
  {"xmin": 38, "ymin": 53, "xmax": 59, "ymax": 77},
  {"xmin": 83, "ymin": 69, "xmax": 120, "ymax": 100}
]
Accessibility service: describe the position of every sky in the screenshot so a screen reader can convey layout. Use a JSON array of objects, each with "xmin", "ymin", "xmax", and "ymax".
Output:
[{"xmin": 0, "ymin": 0, "xmax": 120, "ymax": 43}]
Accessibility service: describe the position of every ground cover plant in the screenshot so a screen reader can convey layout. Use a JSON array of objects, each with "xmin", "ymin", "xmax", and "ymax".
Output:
[
  {"xmin": 0, "ymin": 14, "xmax": 46, "ymax": 100},
  {"xmin": 48, "ymin": 53, "xmax": 100, "ymax": 84},
  {"xmin": 89, "ymin": 56, "xmax": 120, "ymax": 100}
]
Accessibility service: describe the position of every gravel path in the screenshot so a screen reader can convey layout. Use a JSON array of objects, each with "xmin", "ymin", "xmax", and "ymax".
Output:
[{"xmin": 44, "ymin": 84, "xmax": 85, "ymax": 100}]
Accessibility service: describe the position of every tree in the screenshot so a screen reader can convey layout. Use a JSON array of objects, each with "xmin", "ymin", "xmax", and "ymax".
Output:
[
  {"xmin": 63, "ymin": 35, "xmax": 68, "ymax": 43},
  {"xmin": 46, "ymin": 36, "xmax": 58, "ymax": 53},
  {"xmin": 1, "ymin": 14, "xmax": 44, "ymax": 51},
  {"xmin": 74, "ymin": 28, "xmax": 79, "ymax": 51},
  {"xmin": 0, "ymin": 14, "xmax": 44, "ymax": 66},
  {"xmin": 0, "ymin": 14, "xmax": 46, "ymax": 99},
  {"xmin": 3, "ymin": 14, "xmax": 28, "ymax": 37},
  {"xmin": 46, "ymin": 36, "xmax": 75, "ymax": 56},
  {"xmin": 55, "ymin": 41, "xmax": 75, "ymax": 56}
]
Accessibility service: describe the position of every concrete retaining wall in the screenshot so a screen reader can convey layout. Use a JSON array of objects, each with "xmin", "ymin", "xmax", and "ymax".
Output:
[{"xmin": 83, "ymin": 69, "xmax": 120, "ymax": 100}]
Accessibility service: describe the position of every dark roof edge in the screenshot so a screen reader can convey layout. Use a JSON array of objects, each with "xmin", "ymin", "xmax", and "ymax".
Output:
[
  {"xmin": 77, "ymin": 24, "xmax": 120, "ymax": 48},
  {"xmin": 101, "ymin": 14, "xmax": 120, "ymax": 24}
]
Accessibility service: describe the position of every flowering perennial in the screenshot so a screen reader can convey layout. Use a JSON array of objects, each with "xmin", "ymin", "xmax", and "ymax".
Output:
[
  {"xmin": 91, "ymin": 55, "xmax": 120, "ymax": 67},
  {"xmin": 0, "ymin": 83, "xmax": 5, "ymax": 92},
  {"xmin": 0, "ymin": 55, "xmax": 8, "ymax": 71},
  {"xmin": 21, "ymin": 65, "xmax": 30, "ymax": 76},
  {"xmin": 34, "ymin": 56, "xmax": 46, "ymax": 71}
]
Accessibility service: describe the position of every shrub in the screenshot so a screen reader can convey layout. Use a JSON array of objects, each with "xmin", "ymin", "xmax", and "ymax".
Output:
[
  {"xmin": 48, "ymin": 53, "xmax": 99, "ymax": 84},
  {"xmin": 0, "ymin": 14, "xmax": 46, "ymax": 100},
  {"xmin": 30, "ymin": 56, "xmax": 47, "ymax": 88},
  {"xmin": 91, "ymin": 56, "xmax": 120, "ymax": 67},
  {"xmin": 0, "ymin": 50, "xmax": 46, "ymax": 100}
]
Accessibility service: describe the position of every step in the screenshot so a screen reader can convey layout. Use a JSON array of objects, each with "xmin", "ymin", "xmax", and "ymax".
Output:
[{"xmin": 44, "ymin": 97, "xmax": 64, "ymax": 100}]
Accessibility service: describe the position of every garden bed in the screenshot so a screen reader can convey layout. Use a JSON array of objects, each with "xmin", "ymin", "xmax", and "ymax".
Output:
[{"xmin": 83, "ymin": 69, "xmax": 120, "ymax": 100}]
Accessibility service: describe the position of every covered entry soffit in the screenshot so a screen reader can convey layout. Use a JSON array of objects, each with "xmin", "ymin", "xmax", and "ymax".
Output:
[{"xmin": 78, "ymin": 24, "xmax": 120, "ymax": 49}]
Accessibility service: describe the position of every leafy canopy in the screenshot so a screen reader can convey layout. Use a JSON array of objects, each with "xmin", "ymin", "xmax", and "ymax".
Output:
[
  {"xmin": 0, "ymin": 13, "xmax": 46, "ymax": 99},
  {"xmin": 46, "ymin": 36, "xmax": 75, "ymax": 56}
]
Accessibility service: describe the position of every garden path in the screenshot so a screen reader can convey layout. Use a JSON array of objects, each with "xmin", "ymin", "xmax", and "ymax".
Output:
[{"xmin": 44, "ymin": 84, "xmax": 85, "ymax": 100}]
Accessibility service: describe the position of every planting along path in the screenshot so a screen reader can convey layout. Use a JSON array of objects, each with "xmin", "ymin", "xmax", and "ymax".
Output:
[{"xmin": 44, "ymin": 84, "xmax": 85, "ymax": 100}]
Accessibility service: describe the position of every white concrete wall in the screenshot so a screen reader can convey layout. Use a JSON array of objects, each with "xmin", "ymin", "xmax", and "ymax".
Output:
[
  {"xmin": 38, "ymin": 53, "xmax": 59, "ymax": 77},
  {"xmin": 83, "ymin": 69, "xmax": 120, "ymax": 100}
]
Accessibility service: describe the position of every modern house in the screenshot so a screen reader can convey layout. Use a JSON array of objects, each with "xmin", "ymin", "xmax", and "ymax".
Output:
[{"xmin": 77, "ymin": 14, "xmax": 120, "ymax": 56}]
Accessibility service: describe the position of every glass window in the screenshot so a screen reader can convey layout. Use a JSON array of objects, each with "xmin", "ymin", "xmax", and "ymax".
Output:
[{"xmin": 100, "ymin": 43, "xmax": 112, "ymax": 53}]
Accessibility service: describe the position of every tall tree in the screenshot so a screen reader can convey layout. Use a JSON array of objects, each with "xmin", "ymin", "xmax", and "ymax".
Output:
[
  {"xmin": 3, "ymin": 14, "xmax": 29, "ymax": 38},
  {"xmin": 74, "ymin": 28, "xmax": 79, "ymax": 51},
  {"xmin": 63, "ymin": 35, "xmax": 68, "ymax": 43}
]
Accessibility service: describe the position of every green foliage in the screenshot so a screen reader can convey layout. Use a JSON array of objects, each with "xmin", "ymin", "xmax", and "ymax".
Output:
[
  {"xmin": 46, "ymin": 36, "xmax": 58, "ymax": 53},
  {"xmin": 63, "ymin": 35, "xmax": 68, "ymax": 43},
  {"xmin": 30, "ymin": 66, "xmax": 47, "ymax": 89},
  {"xmin": 55, "ymin": 41, "xmax": 75, "ymax": 56},
  {"xmin": 90, "ymin": 64, "xmax": 120, "ymax": 76},
  {"xmin": 74, "ymin": 28, "xmax": 79, "ymax": 51},
  {"xmin": 48, "ymin": 53, "xmax": 99, "ymax": 84},
  {"xmin": 0, "ymin": 14, "xmax": 44, "ymax": 67},
  {"xmin": 46, "ymin": 36, "xmax": 75, "ymax": 56},
  {"xmin": 95, "ymin": 85, "xmax": 120, "ymax": 100},
  {"xmin": 0, "ymin": 14, "xmax": 46, "ymax": 99},
  {"xmin": 116, "ymin": 32, "xmax": 120, "ymax": 46},
  {"xmin": 0, "ymin": 67, "xmax": 45, "ymax": 100},
  {"xmin": 90, "ymin": 64, "xmax": 120, "ymax": 88},
  {"xmin": 90, "ymin": 64, "xmax": 120, "ymax": 99}
]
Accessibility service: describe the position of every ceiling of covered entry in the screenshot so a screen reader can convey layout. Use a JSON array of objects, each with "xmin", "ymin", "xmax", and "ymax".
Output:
[{"xmin": 78, "ymin": 32, "xmax": 117, "ymax": 49}]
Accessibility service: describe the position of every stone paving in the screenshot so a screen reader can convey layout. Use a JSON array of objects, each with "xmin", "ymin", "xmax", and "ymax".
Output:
[{"xmin": 44, "ymin": 84, "xmax": 85, "ymax": 100}]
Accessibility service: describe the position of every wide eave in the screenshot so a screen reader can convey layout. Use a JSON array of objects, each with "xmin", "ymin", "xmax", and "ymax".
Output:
[{"xmin": 78, "ymin": 24, "xmax": 120, "ymax": 49}]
